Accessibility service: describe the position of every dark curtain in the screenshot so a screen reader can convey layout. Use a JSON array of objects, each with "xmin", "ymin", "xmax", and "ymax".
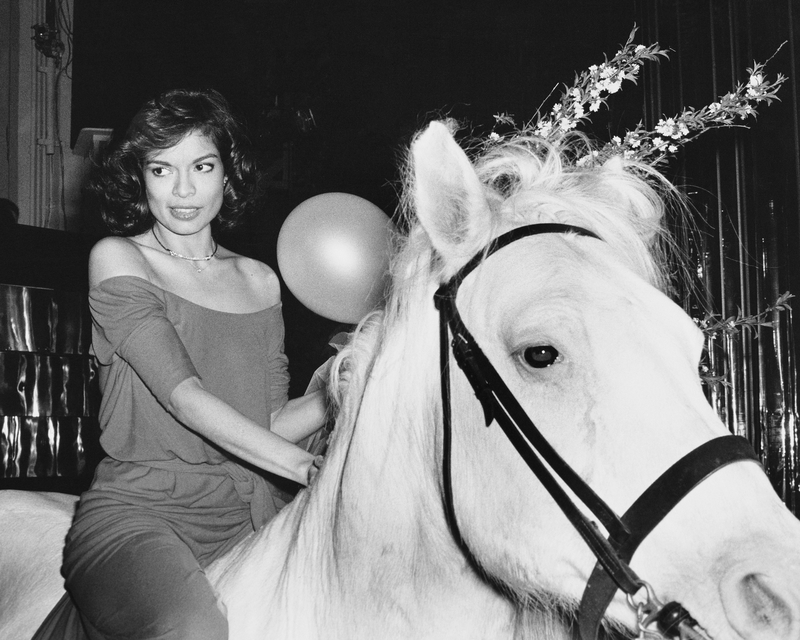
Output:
[{"xmin": 636, "ymin": 0, "xmax": 800, "ymax": 513}]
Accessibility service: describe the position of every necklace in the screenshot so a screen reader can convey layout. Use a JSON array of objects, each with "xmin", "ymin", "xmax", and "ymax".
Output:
[{"xmin": 152, "ymin": 229, "xmax": 218, "ymax": 272}]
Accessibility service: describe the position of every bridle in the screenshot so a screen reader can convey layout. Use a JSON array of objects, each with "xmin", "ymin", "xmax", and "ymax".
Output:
[{"xmin": 433, "ymin": 223, "xmax": 760, "ymax": 640}]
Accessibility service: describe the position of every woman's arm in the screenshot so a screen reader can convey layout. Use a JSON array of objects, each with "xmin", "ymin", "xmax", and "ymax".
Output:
[
  {"xmin": 168, "ymin": 377, "xmax": 317, "ymax": 485},
  {"xmin": 270, "ymin": 389, "xmax": 328, "ymax": 444}
]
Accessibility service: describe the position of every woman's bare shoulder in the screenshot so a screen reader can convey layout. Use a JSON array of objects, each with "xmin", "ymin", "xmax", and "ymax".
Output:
[
  {"xmin": 89, "ymin": 236, "xmax": 151, "ymax": 286},
  {"xmin": 220, "ymin": 251, "xmax": 281, "ymax": 307}
]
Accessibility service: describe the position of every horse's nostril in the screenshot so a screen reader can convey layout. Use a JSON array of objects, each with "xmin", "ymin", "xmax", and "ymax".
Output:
[
  {"xmin": 742, "ymin": 574, "xmax": 791, "ymax": 627},
  {"xmin": 723, "ymin": 572, "xmax": 795, "ymax": 639}
]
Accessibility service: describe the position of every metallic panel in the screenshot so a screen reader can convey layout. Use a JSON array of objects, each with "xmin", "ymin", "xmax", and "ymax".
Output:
[
  {"xmin": 0, "ymin": 283, "xmax": 91, "ymax": 354},
  {"xmin": 0, "ymin": 352, "xmax": 99, "ymax": 417},
  {"xmin": 0, "ymin": 416, "xmax": 100, "ymax": 478},
  {"xmin": 0, "ymin": 283, "xmax": 101, "ymax": 480}
]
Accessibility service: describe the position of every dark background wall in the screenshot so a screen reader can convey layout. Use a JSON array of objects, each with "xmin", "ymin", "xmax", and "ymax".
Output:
[{"xmin": 70, "ymin": 0, "xmax": 645, "ymax": 210}]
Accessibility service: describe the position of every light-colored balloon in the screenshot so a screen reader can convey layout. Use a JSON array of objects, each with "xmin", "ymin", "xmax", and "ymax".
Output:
[{"xmin": 277, "ymin": 192, "xmax": 394, "ymax": 323}]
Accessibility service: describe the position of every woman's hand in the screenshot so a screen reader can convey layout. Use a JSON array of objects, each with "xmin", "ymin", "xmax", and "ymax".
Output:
[
  {"xmin": 306, "ymin": 455, "xmax": 325, "ymax": 485},
  {"xmin": 270, "ymin": 389, "xmax": 329, "ymax": 444}
]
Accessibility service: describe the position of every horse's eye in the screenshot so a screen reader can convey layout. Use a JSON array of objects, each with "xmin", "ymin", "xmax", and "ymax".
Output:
[{"xmin": 523, "ymin": 345, "xmax": 559, "ymax": 368}]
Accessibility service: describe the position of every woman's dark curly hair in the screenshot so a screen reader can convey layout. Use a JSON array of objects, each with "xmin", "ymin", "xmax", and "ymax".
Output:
[{"xmin": 88, "ymin": 88, "xmax": 260, "ymax": 236}]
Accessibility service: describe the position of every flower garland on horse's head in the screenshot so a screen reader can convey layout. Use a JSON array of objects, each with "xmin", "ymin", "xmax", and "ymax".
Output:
[{"xmin": 484, "ymin": 27, "xmax": 786, "ymax": 170}]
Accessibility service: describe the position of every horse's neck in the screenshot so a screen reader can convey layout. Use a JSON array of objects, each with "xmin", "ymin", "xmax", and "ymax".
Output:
[
  {"xmin": 210, "ymin": 348, "xmax": 519, "ymax": 639},
  {"xmin": 309, "ymin": 312, "xmax": 517, "ymax": 638}
]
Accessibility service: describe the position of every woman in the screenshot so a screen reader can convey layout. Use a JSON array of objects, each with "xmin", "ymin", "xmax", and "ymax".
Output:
[{"xmin": 34, "ymin": 88, "xmax": 327, "ymax": 640}]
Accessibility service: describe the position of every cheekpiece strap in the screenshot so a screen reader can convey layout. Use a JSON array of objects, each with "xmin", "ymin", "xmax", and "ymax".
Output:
[{"xmin": 436, "ymin": 222, "xmax": 646, "ymax": 593}]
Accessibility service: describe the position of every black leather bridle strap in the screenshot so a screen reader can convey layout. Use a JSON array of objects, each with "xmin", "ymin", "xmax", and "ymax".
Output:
[
  {"xmin": 443, "ymin": 314, "xmax": 644, "ymax": 594},
  {"xmin": 435, "ymin": 223, "xmax": 643, "ymax": 594},
  {"xmin": 437, "ymin": 224, "xmax": 626, "ymax": 542},
  {"xmin": 577, "ymin": 434, "xmax": 759, "ymax": 640},
  {"xmin": 445, "ymin": 223, "xmax": 603, "ymax": 290}
]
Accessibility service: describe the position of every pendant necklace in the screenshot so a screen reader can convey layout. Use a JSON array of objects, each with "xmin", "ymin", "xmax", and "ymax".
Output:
[{"xmin": 152, "ymin": 228, "xmax": 218, "ymax": 272}]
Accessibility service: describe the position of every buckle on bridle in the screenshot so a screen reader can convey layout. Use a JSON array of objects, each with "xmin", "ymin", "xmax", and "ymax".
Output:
[{"xmin": 627, "ymin": 582, "xmax": 711, "ymax": 640}]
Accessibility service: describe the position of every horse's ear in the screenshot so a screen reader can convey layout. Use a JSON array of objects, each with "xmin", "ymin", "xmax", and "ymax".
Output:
[{"xmin": 410, "ymin": 121, "xmax": 493, "ymax": 265}]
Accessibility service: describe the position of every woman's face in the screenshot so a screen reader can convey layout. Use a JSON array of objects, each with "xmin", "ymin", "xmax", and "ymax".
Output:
[{"xmin": 143, "ymin": 130, "xmax": 225, "ymax": 235}]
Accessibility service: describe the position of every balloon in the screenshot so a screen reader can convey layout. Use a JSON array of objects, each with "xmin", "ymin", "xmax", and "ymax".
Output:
[{"xmin": 277, "ymin": 192, "xmax": 394, "ymax": 323}]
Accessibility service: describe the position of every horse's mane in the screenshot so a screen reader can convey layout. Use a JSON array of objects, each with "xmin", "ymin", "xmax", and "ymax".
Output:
[{"xmin": 474, "ymin": 131, "xmax": 690, "ymax": 293}]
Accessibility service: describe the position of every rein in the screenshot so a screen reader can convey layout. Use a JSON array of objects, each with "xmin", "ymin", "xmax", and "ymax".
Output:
[{"xmin": 433, "ymin": 223, "xmax": 759, "ymax": 640}]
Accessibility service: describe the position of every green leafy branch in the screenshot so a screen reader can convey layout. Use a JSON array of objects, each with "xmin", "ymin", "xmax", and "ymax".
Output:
[
  {"xmin": 699, "ymin": 292, "xmax": 794, "ymax": 388},
  {"xmin": 699, "ymin": 291, "xmax": 794, "ymax": 337}
]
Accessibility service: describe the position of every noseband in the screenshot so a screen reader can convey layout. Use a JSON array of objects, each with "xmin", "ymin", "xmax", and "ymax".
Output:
[{"xmin": 433, "ymin": 223, "xmax": 759, "ymax": 640}]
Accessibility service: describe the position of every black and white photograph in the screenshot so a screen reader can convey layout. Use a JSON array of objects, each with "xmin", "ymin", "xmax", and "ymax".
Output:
[{"xmin": 1, "ymin": 1, "xmax": 799, "ymax": 638}]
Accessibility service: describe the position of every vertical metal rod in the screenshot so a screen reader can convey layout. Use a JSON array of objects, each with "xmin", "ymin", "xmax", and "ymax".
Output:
[
  {"xmin": 709, "ymin": 0, "xmax": 735, "ymax": 431},
  {"xmin": 785, "ymin": 311, "xmax": 799, "ymax": 514},
  {"xmin": 44, "ymin": 57, "xmax": 56, "ymax": 156},
  {"xmin": 787, "ymin": 0, "xmax": 800, "ymax": 248},
  {"xmin": 783, "ymin": 0, "xmax": 800, "ymax": 515},
  {"xmin": 730, "ymin": 3, "xmax": 754, "ymax": 441},
  {"xmin": 757, "ymin": 232, "xmax": 768, "ymax": 460}
]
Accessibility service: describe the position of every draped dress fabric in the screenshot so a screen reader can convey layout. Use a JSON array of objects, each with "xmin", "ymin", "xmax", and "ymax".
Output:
[{"xmin": 33, "ymin": 275, "xmax": 292, "ymax": 640}]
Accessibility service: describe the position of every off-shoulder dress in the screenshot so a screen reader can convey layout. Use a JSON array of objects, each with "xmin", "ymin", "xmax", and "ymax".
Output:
[{"xmin": 34, "ymin": 275, "xmax": 293, "ymax": 640}]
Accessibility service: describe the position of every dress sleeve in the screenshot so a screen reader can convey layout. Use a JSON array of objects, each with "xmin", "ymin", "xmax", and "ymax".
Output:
[
  {"xmin": 268, "ymin": 307, "xmax": 290, "ymax": 412},
  {"xmin": 89, "ymin": 276, "xmax": 199, "ymax": 407}
]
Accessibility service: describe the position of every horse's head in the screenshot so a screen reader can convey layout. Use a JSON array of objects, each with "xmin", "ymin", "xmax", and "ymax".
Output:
[{"xmin": 395, "ymin": 120, "xmax": 800, "ymax": 639}]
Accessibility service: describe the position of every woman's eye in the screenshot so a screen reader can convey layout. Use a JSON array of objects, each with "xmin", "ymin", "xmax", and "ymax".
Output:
[
  {"xmin": 195, "ymin": 162, "xmax": 214, "ymax": 172},
  {"xmin": 522, "ymin": 345, "xmax": 560, "ymax": 368},
  {"xmin": 151, "ymin": 166, "xmax": 169, "ymax": 177}
]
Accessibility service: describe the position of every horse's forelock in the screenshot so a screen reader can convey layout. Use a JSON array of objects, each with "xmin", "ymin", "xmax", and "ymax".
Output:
[{"xmin": 471, "ymin": 134, "xmax": 688, "ymax": 293}]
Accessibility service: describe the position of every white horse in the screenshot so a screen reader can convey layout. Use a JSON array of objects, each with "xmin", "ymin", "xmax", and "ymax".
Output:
[{"xmin": 2, "ymin": 121, "xmax": 800, "ymax": 640}]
